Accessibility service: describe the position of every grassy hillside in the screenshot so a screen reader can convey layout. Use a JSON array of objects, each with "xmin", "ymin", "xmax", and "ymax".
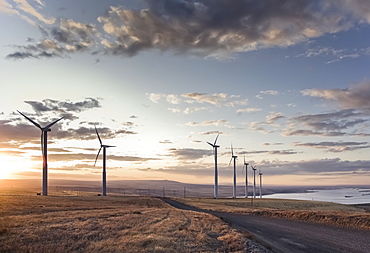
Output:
[{"xmin": 0, "ymin": 195, "xmax": 255, "ymax": 252}]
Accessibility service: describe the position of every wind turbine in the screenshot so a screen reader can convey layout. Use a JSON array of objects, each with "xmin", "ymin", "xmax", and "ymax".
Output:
[
  {"xmin": 207, "ymin": 133, "xmax": 220, "ymax": 199},
  {"xmin": 243, "ymin": 156, "xmax": 249, "ymax": 198},
  {"xmin": 17, "ymin": 110, "xmax": 63, "ymax": 196},
  {"xmin": 229, "ymin": 144, "xmax": 237, "ymax": 198},
  {"xmin": 259, "ymin": 167, "xmax": 263, "ymax": 198},
  {"xmin": 251, "ymin": 164, "xmax": 257, "ymax": 198},
  {"xmin": 94, "ymin": 126, "xmax": 115, "ymax": 197}
]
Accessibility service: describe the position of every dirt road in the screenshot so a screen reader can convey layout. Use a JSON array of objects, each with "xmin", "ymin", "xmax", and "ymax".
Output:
[{"xmin": 161, "ymin": 198, "xmax": 370, "ymax": 253}]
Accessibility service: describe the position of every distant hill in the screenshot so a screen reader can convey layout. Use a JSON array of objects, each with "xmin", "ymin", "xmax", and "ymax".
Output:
[{"xmin": 1, "ymin": 179, "xmax": 368, "ymax": 198}]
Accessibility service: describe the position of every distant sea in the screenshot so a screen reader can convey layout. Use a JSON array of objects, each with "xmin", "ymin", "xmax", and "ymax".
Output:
[{"xmin": 266, "ymin": 188, "xmax": 370, "ymax": 205}]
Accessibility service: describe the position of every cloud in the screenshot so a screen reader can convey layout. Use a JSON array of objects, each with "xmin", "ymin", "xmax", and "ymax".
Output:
[
  {"xmin": 186, "ymin": 120, "xmax": 228, "ymax": 127},
  {"xmin": 168, "ymin": 106, "xmax": 207, "ymax": 114},
  {"xmin": 201, "ymin": 131, "xmax": 223, "ymax": 135},
  {"xmin": 293, "ymin": 141, "xmax": 370, "ymax": 153},
  {"xmin": 13, "ymin": 0, "xmax": 55, "ymax": 24},
  {"xmin": 265, "ymin": 112, "xmax": 285, "ymax": 124},
  {"xmin": 239, "ymin": 149, "xmax": 297, "ymax": 155},
  {"xmin": 0, "ymin": 119, "xmax": 40, "ymax": 143},
  {"xmin": 183, "ymin": 107, "xmax": 207, "ymax": 114},
  {"xmin": 96, "ymin": 0, "xmax": 369, "ymax": 58},
  {"xmin": 166, "ymin": 148, "xmax": 212, "ymax": 160},
  {"xmin": 18, "ymin": 98, "xmax": 102, "ymax": 121},
  {"xmin": 159, "ymin": 139, "xmax": 173, "ymax": 144},
  {"xmin": 302, "ymin": 81, "xmax": 370, "ymax": 111},
  {"xmin": 0, "ymin": 0, "xmax": 53, "ymax": 26},
  {"xmin": 0, "ymin": 115, "xmax": 136, "ymax": 147},
  {"xmin": 261, "ymin": 143, "xmax": 283, "ymax": 146},
  {"xmin": 6, "ymin": 0, "xmax": 370, "ymax": 60},
  {"xmin": 148, "ymin": 92, "xmax": 247, "ymax": 109},
  {"xmin": 236, "ymin": 108, "xmax": 262, "ymax": 114},
  {"xmin": 7, "ymin": 19, "xmax": 99, "ymax": 59},
  {"xmin": 31, "ymin": 153, "xmax": 160, "ymax": 163},
  {"xmin": 263, "ymin": 158, "xmax": 370, "ymax": 176},
  {"xmin": 55, "ymin": 126, "xmax": 137, "ymax": 141},
  {"xmin": 283, "ymin": 109, "xmax": 368, "ymax": 136},
  {"xmin": 260, "ymin": 90, "xmax": 279, "ymax": 95},
  {"xmin": 249, "ymin": 112, "xmax": 285, "ymax": 134},
  {"xmin": 182, "ymin": 93, "xmax": 247, "ymax": 106},
  {"xmin": 19, "ymin": 98, "xmax": 101, "ymax": 122}
]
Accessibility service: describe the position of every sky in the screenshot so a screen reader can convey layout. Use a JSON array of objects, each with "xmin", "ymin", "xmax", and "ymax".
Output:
[{"xmin": 1, "ymin": 0, "xmax": 370, "ymax": 187}]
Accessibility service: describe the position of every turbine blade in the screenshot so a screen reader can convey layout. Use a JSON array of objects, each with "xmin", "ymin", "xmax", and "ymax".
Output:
[
  {"xmin": 231, "ymin": 143, "xmax": 234, "ymax": 157},
  {"xmin": 44, "ymin": 117, "xmax": 64, "ymax": 129},
  {"xmin": 244, "ymin": 155, "xmax": 245, "ymax": 164},
  {"xmin": 95, "ymin": 126, "xmax": 102, "ymax": 145},
  {"xmin": 206, "ymin": 141, "xmax": 214, "ymax": 147},
  {"xmin": 94, "ymin": 147, "xmax": 102, "ymax": 166},
  {"xmin": 17, "ymin": 110, "xmax": 42, "ymax": 129},
  {"xmin": 213, "ymin": 133, "xmax": 220, "ymax": 145},
  {"xmin": 105, "ymin": 145, "xmax": 116, "ymax": 148},
  {"xmin": 228, "ymin": 157, "xmax": 233, "ymax": 166}
]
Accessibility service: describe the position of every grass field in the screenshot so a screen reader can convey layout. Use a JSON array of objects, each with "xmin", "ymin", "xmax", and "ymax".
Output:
[
  {"xmin": 175, "ymin": 197, "xmax": 370, "ymax": 230},
  {"xmin": 0, "ymin": 195, "xmax": 256, "ymax": 253}
]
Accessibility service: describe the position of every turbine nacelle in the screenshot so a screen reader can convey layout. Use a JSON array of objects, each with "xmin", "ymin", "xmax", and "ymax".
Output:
[{"xmin": 102, "ymin": 145, "xmax": 116, "ymax": 148}]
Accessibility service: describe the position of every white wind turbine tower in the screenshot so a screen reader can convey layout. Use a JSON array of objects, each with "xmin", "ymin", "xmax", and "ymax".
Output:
[
  {"xmin": 17, "ymin": 110, "xmax": 63, "ymax": 196},
  {"xmin": 251, "ymin": 164, "xmax": 257, "ymax": 198},
  {"xmin": 259, "ymin": 167, "xmax": 263, "ymax": 198},
  {"xmin": 207, "ymin": 134, "xmax": 220, "ymax": 199},
  {"xmin": 229, "ymin": 144, "xmax": 238, "ymax": 198},
  {"xmin": 243, "ymin": 156, "xmax": 249, "ymax": 198},
  {"xmin": 94, "ymin": 126, "xmax": 115, "ymax": 197}
]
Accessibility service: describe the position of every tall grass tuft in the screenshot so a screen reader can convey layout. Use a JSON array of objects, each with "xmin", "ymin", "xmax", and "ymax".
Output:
[{"xmin": 0, "ymin": 219, "xmax": 8, "ymax": 236}]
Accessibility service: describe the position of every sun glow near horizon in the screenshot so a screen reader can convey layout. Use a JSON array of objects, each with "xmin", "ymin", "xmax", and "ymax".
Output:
[{"xmin": 0, "ymin": 155, "xmax": 36, "ymax": 179}]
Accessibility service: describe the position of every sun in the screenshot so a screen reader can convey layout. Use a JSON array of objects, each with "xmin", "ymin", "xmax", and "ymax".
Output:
[
  {"xmin": 0, "ymin": 155, "xmax": 12, "ymax": 179},
  {"xmin": 0, "ymin": 155, "xmax": 30, "ymax": 179}
]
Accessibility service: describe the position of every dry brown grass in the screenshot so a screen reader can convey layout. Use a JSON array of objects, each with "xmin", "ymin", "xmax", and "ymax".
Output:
[
  {"xmin": 0, "ymin": 195, "xmax": 252, "ymax": 252},
  {"xmin": 176, "ymin": 197, "xmax": 370, "ymax": 230}
]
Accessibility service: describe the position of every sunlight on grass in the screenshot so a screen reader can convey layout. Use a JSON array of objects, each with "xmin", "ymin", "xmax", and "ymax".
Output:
[{"xmin": 0, "ymin": 195, "xmax": 251, "ymax": 252}]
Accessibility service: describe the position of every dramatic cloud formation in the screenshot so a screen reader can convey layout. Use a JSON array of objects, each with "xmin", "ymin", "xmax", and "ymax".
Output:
[
  {"xmin": 7, "ymin": 0, "xmax": 370, "ymax": 59},
  {"xmin": 96, "ymin": 0, "xmax": 370, "ymax": 58}
]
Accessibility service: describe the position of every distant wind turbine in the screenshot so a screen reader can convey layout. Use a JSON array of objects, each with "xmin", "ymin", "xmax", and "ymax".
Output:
[
  {"xmin": 17, "ymin": 110, "xmax": 63, "ymax": 196},
  {"xmin": 94, "ymin": 126, "xmax": 115, "ymax": 197},
  {"xmin": 259, "ymin": 167, "xmax": 263, "ymax": 198},
  {"xmin": 251, "ymin": 164, "xmax": 257, "ymax": 198},
  {"xmin": 207, "ymin": 134, "xmax": 220, "ymax": 199},
  {"xmin": 243, "ymin": 156, "xmax": 249, "ymax": 198},
  {"xmin": 229, "ymin": 144, "xmax": 237, "ymax": 198}
]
